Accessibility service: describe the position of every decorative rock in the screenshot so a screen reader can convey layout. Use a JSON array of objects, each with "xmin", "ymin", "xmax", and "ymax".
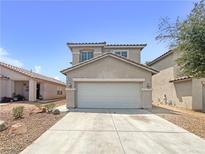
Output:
[
  {"xmin": 31, "ymin": 107, "xmax": 46, "ymax": 114},
  {"xmin": 9, "ymin": 122, "xmax": 27, "ymax": 135},
  {"xmin": 41, "ymin": 107, "xmax": 47, "ymax": 113},
  {"xmin": 0, "ymin": 120, "xmax": 6, "ymax": 131},
  {"xmin": 53, "ymin": 109, "xmax": 60, "ymax": 115}
]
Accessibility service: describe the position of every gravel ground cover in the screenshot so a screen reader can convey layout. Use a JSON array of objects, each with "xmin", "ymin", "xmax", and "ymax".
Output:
[
  {"xmin": 0, "ymin": 100, "xmax": 66, "ymax": 154},
  {"xmin": 150, "ymin": 104, "xmax": 205, "ymax": 139}
]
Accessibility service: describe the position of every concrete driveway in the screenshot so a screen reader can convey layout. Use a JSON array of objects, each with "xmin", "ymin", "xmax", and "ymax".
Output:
[{"xmin": 21, "ymin": 109, "xmax": 205, "ymax": 154}]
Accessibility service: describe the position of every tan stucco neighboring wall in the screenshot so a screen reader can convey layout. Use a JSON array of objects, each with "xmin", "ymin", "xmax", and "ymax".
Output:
[
  {"xmin": 150, "ymin": 52, "xmax": 175, "ymax": 71},
  {"xmin": 42, "ymin": 82, "xmax": 65, "ymax": 100},
  {"xmin": 0, "ymin": 65, "xmax": 66, "ymax": 102},
  {"xmin": 192, "ymin": 78, "xmax": 205, "ymax": 110},
  {"xmin": 152, "ymin": 69, "xmax": 205, "ymax": 110},
  {"xmin": 152, "ymin": 62, "xmax": 194, "ymax": 109},
  {"xmin": 152, "ymin": 68, "xmax": 193, "ymax": 109},
  {"xmin": 152, "ymin": 67, "xmax": 175, "ymax": 103},
  {"xmin": 65, "ymin": 56, "xmax": 152, "ymax": 108},
  {"xmin": 0, "ymin": 79, "xmax": 14, "ymax": 98},
  {"xmin": 173, "ymin": 80, "xmax": 192, "ymax": 109},
  {"xmin": 14, "ymin": 81, "xmax": 29, "ymax": 100}
]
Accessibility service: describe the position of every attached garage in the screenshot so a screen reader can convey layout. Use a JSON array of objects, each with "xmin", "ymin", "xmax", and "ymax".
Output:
[
  {"xmin": 77, "ymin": 82, "xmax": 142, "ymax": 108},
  {"xmin": 61, "ymin": 53, "xmax": 158, "ymax": 109}
]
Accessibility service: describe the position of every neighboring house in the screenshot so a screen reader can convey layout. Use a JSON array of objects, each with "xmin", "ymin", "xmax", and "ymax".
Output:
[
  {"xmin": 0, "ymin": 62, "xmax": 66, "ymax": 102},
  {"xmin": 61, "ymin": 42, "xmax": 158, "ymax": 109},
  {"xmin": 147, "ymin": 49, "xmax": 205, "ymax": 111}
]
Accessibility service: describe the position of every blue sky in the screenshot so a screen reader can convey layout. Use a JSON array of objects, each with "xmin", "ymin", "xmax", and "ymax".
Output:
[{"xmin": 0, "ymin": 0, "xmax": 196, "ymax": 81}]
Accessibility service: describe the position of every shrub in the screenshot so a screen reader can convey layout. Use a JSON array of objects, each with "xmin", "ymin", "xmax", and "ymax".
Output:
[
  {"xmin": 12, "ymin": 106, "xmax": 24, "ymax": 119},
  {"xmin": 44, "ymin": 103, "xmax": 56, "ymax": 113},
  {"xmin": 53, "ymin": 109, "xmax": 60, "ymax": 115}
]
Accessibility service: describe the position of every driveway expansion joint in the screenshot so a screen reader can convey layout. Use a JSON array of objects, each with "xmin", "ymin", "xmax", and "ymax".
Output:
[{"xmin": 111, "ymin": 112, "xmax": 126, "ymax": 154}]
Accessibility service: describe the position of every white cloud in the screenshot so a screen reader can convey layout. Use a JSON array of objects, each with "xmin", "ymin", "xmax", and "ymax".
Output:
[
  {"xmin": 34, "ymin": 65, "xmax": 42, "ymax": 73},
  {"xmin": 0, "ymin": 48, "xmax": 23, "ymax": 67},
  {"xmin": 54, "ymin": 76, "xmax": 60, "ymax": 80}
]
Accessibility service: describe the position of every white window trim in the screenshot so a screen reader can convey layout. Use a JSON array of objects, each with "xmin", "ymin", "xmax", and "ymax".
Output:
[
  {"xmin": 79, "ymin": 51, "xmax": 93, "ymax": 62},
  {"xmin": 112, "ymin": 50, "xmax": 129, "ymax": 58}
]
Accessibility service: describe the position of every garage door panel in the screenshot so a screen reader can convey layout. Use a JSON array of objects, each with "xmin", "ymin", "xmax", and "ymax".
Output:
[{"xmin": 77, "ymin": 82, "xmax": 141, "ymax": 108}]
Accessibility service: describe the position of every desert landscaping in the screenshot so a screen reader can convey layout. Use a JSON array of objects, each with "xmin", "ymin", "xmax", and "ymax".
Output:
[
  {"xmin": 150, "ymin": 104, "xmax": 205, "ymax": 139},
  {"xmin": 0, "ymin": 99, "xmax": 67, "ymax": 154}
]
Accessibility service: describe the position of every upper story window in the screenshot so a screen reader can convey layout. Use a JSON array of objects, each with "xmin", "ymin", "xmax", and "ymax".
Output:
[
  {"xmin": 114, "ymin": 51, "xmax": 128, "ymax": 58},
  {"xmin": 80, "ymin": 51, "xmax": 93, "ymax": 62}
]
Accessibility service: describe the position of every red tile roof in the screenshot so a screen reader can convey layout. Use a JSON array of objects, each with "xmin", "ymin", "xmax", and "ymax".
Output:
[
  {"xmin": 169, "ymin": 76, "xmax": 192, "ymax": 82},
  {"xmin": 0, "ymin": 62, "xmax": 65, "ymax": 85},
  {"xmin": 67, "ymin": 42, "xmax": 146, "ymax": 47}
]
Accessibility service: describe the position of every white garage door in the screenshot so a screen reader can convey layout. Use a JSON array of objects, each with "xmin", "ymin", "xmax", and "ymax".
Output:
[{"xmin": 77, "ymin": 82, "xmax": 142, "ymax": 108}]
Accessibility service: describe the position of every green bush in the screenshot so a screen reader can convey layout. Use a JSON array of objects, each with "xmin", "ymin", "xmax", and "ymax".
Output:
[
  {"xmin": 44, "ymin": 103, "xmax": 56, "ymax": 113},
  {"xmin": 12, "ymin": 106, "xmax": 24, "ymax": 119}
]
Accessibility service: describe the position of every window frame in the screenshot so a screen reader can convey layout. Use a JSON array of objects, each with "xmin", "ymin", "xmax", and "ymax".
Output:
[
  {"xmin": 79, "ymin": 51, "xmax": 94, "ymax": 62},
  {"xmin": 113, "ymin": 50, "xmax": 129, "ymax": 58}
]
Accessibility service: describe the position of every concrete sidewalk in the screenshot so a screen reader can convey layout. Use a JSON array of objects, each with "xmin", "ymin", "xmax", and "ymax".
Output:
[{"xmin": 21, "ymin": 109, "xmax": 205, "ymax": 154}]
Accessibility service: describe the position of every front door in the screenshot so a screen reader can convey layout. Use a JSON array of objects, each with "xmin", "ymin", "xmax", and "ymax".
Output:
[{"xmin": 36, "ymin": 83, "xmax": 40, "ymax": 99}]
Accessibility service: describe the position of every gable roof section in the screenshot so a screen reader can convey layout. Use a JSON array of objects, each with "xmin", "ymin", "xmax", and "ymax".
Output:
[
  {"xmin": 0, "ymin": 62, "xmax": 65, "ymax": 85},
  {"xmin": 61, "ymin": 53, "xmax": 158, "ymax": 75},
  {"xmin": 147, "ymin": 49, "xmax": 174, "ymax": 66}
]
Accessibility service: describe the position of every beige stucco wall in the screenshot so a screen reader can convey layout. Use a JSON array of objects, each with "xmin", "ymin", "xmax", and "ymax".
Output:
[
  {"xmin": 150, "ymin": 49, "xmax": 205, "ymax": 111},
  {"xmin": 14, "ymin": 81, "xmax": 29, "ymax": 100},
  {"xmin": 152, "ymin": 68, "xmax": 193, "ymax": 109},
  {"xmin": 0, "ymin": 78, "xmax": 14, "ymax": 98},
  {"xmin": 0, "ymin": 65, "xmax": 65, "ymax": 102},
  {"xmin": 42, "ymin": 82, "xmax": 66, "ymax": 100},
  {"xmin": 71, "ymin": 46, "xmax": 141, "ymax": 65},
  {"xmin": 173, "ymin": 80, "xmax": 192, "ymax": 109},
  {"xmin": 150, "ymin": 52, "xmax": 175, "ymax": 71},
  {"xmin": 192, "ymin": 78, "xmax": 205, "ymax": 111},
  {"xmin": 152, "ymin": 67, "xmax": 175, "ymax": 103},
  {"xmin": 103, "ymin": 48, "xmax": 141, "ymax": 63},
  {"xmin": 71, "ymin": 46, "xmax": 103, "ymax": 65},
  {"xmin": 65, "ymin": 56, "xmax": 153, "ymax": 108}
]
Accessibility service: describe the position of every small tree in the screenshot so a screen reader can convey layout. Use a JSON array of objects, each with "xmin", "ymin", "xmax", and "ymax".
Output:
[{"xmin": 156, "ymin": 0, "xmax": 205, "ymax": 78}]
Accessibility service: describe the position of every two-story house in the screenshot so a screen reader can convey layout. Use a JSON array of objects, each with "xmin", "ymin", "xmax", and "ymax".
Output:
[
  {"xmin": 147, "ymin": 49, "xmax": 205, "ymax": 111},
  {"xmin": 61, "ymin": 42, "xmax": 158, "ymax": 109}
]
